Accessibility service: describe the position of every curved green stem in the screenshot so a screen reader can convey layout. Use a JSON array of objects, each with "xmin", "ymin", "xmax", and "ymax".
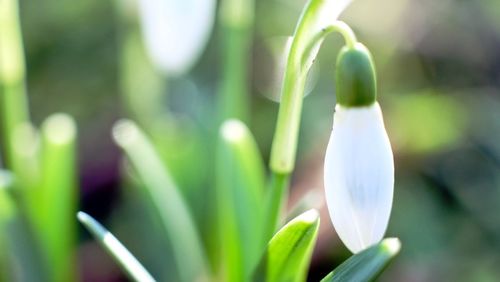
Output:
[
  {"xmin": 266, "ymin": 1, "xmax": 356, "ymax": 240},
  {"xmin": 301, "ymin": 21, "xmax": 357, "ymax": 70},
  {"xmin": 329, "ymin": 21, "xmax": 357, "ymax": 48},
  {"xmin": 270, "ymin": 1, "xmax": 357, "ymax": 174}
]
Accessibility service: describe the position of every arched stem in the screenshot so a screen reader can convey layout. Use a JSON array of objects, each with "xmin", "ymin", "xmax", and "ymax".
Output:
[{"xmin": 266, "ymin": 0, "xmax": 358, "ymax": 241}]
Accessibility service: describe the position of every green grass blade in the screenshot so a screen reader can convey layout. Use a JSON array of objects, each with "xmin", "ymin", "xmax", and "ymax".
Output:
[
  {"xmin": 0, "ymin": 170, "xmax": 48, "ymax": 282},
  {"xmin": 0, "ymin": 171, "xmax": 15, "ymax": 281},
  {"xmin": 253, "ymin": 209, "xmax": 320, "ymax": 282},
  {"xmin": 216, "ymin": 119, "xmax": 266, "ymax": 281},
  {"xmin": 320, "ymin": 238, "xmax": 401, "ymax": 282},
  {"xmin": 77, "ymin": 212, "xmax": 155, "ymax": 282},
  {"xmin": 11, "ymin": 123, "xmax": 40, "ymax": 190},
  {"xmin": 0, "ymin": 170, "xmax": 15, "ymax": 221},
  {"xmin": 0, "ymin": 0, "xmax": 30, "ymax": 169},
  {"xmin": 39, "ymin": 113, "xmax": 78, "ymax": 282},
  {"xmin": 10, "ymin": 123, "xmax": 42, "ymax": 230},
  {"xmin": 112, "ymin": 120, "xmax": 209, "ymax": 282}
]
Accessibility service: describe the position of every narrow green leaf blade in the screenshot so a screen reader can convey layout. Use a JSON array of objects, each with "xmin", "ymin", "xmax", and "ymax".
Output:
[
  {"xmin": 77, "ymin": 212, "xmax": 155, "ymax": 282},
  {"xmin": 0, "ymin": 171, "xmax": 15, "ymax": 281},
  {"xmin": 0, "ymin": 171, "xmax": 15, "ymax": 221},
  {"xmin": 320, "ymin": 238, "xmax": 401, "ymax": 282},
  {"xmin": 0, "ymin": 0, "xmax": 30, "ymax": 169},
  {"xmin": 216, "ymin": 119, "xmax": 266, "ymax": 281},
  {"xmin": 253, "ymin": 209, "xmax": 320, "ymax": 282},
  {"xmin": 39, "ymin": 113, "xmax": 78, "ymax": 282},
  {"xmin": 112, "ymin": 120, "xmax": 209, "ymax": 282},
  {"xmin": 0, "ymin": 171, "xmax": 48, "ymax": 282}
]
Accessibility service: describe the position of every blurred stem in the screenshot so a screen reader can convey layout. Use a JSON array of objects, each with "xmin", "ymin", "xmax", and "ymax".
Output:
[
  {"xmin": 0, "ymin": 0, "xmax": 30, "ymax": 169},
  {"xmin": 11, "ymin": 123, "xmax": 40, "ymax": 210},
  {"xmin": 218, "ymin": 0, "xmax": 255, "ymax": 123},
  {"xmin": 216, "ymin": 120, "xmax": 266, "ymax": 281},
  {"xmin": 116, "ymin": 0, "xmax": 204, "ymax": 217},
  {"xmin": 263, "ymin": 172, "xmax": 290, "ymax": 241},
  {"xmin": 117, "ymin": 1, "xmax": 166, "ymax": 130},
  {"xmin": 0, "ymin": 171, "xmax": 15, "ymax": 282},
  {"xmin": 39, "ymin": 114, "xmax": 77, "ymax": 282},
  {"xmin": 0, "ymin": 171, "xmax": 47, "ymax": 282},
  {"xmin": 113, "ymin": 120, "xmax": 209, "ymax": 282}
]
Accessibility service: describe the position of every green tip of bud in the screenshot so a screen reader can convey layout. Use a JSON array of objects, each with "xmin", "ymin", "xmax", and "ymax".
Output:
[{"xmin": 335, "ymin": 43, "xmax": 377, "ymax": 107}]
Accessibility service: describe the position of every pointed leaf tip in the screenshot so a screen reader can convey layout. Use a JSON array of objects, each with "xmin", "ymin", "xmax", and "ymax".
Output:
[
  {"xmin": 220, "ymin": 119, "xmax": 247, "ymax": 142},
  {"xmin": 77, "ymin": 212, "xmax": 156, "ymax": 282},
  {"xmin": 296, "ymin": 209, "xmax": 319, "ymax": 224},
  {"xmin": 77, "ymin": 211, "xmax": 94, "ymax": 227},
  {"xmin": 320, "ymin": 237, "xmax": 401, "ymax": 282},
  {"xmin": 76, "ymin": 211, "xmax": 85, "ymax": 222},
  {"xmin": 382, "ymin": 238, "xmax": 401, "ymax": 255},
  {"xmin": 253, "ymin": 209, "xmax": 320, "ymax": 282}
]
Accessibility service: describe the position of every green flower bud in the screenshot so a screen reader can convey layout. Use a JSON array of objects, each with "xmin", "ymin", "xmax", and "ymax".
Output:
[{"xmin": 335, "ymin": 43, "xmax": 377, "ymax": 107}]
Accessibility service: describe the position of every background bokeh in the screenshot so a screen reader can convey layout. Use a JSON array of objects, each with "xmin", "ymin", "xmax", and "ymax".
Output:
[{"xmin": 16, "ymin": 0, "xmax": 500, "ymax": 281}]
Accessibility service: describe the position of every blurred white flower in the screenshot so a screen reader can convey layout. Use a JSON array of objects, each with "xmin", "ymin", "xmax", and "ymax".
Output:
[
  {"xmin": 324, "ymin": 102, "xmax": 394, "ymax": 253},
  {"xmin": 138, "ymin": 0, "xmax": 216, "ymax": 75}
]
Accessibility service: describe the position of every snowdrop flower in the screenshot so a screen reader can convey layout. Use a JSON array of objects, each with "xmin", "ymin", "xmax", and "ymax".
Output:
[
  {"xmin": 324, "ymin": 43, "xmax": 394, "ymax": 253},
  {"xmin": 137, "ymin": 0, "xmax": 216, "ymax": 75}
]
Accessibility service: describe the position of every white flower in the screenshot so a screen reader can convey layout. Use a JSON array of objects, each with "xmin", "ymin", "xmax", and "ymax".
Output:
[
  {"xmin": 324, "ymin": 102, "xmax": 394, "ymax": 253},
  {"xmin": 137, "ymin": 0, "xmax": 216, "ymax": 75}
]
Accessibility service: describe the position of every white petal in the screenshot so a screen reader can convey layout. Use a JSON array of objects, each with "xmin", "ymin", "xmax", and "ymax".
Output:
[
  {"xmin": 324, "ymin": 102, "xmax": 394, "ymax": 253},
  {"xmin": 138, "ymin": 0, "xmax": 216, "ymax": 75}
]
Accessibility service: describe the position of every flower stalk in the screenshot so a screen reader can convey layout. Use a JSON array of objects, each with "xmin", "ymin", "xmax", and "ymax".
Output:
[
  {"xmin": 266, "ymin": 0, "xmax": 355, "ymax": 239},
  {"xmin": 269, "ymin": 2, "xmax": 356, "ymax": 174},
  {"xmin": 218, "ymin": 0, "xmax": 255, "ymax": 123},
  {"xmin": 0, "ymin": 0, "xmax": 30, "ymax": 169},
  {"xmin": 269, "ymin": 20, "xmax": 357, "ymax": 175}
]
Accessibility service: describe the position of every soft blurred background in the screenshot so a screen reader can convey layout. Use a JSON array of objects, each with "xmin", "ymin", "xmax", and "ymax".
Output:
[{"xmin": 14, "ymin": 0, "xmax": 500, "ymax": 280}]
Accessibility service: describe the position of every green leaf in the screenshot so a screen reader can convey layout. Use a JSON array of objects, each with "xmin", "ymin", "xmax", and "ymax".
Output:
[
  {"xmin": 39, "ymin": 113, "xmax": 78, "ymax": 282},
  {"xmin": 112, "ymin": 120, "xmax": 209, "ymax": 282},
  {"xmin": 0, "ymin": 172, "xmax": 48, "ymax": 282},
  {"xmin": 253, "ymin": 209, "xmax": 320, "ymax": 282},
  {"xmin": 77, "ymin": 212, "xmax": 155, "ymax": 282},
  {"xmin": 0, "ymin": 171, "xmax": 15, "ymax": 281},
  {"xmin": 0, "ymin": 171, "xmax": 15, "ymax": 221},
  {"xmin": 320, "ymin": 238, "xmax": 401, "ymax": 282},
  {"xmin": 216, "ymin": 119, "xmax": 266, "ymax": 281}
]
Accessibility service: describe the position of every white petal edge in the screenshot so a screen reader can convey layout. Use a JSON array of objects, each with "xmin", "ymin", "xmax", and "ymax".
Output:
[
  {"xmin": 138, "ymin": 0, "xmax": 216, "ymax": 75},
  {"xmin": 324, "ymin": 102, "xmax": 394, "ymax": 253}
]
